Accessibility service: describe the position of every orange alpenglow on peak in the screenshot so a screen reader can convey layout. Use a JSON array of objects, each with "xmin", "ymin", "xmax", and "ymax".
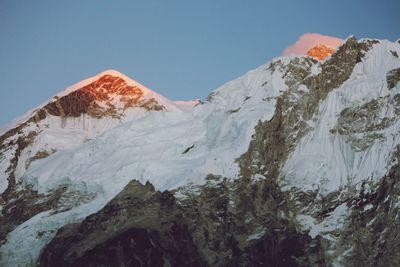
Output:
[
  {"xmin": 35, "ymin": 72, "xmax": 166, "ymax": 120},
  {"xmin": 306, "ymin": 44, "xmax": 336, "ymax": 60},
  {"xmin": 84, "ymin": 74, "xmax": 143, "ymax": 97}
]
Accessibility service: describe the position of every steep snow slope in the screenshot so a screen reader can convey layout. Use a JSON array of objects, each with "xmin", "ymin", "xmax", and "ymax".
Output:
[{"xmin": 282, "ymin": 40, "xmax": 400, "ymax": 194}]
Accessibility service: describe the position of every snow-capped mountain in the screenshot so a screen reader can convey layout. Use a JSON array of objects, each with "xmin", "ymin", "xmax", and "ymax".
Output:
[
  {"xmin": 0, "ymin": 69, "xmax": 197, "ymax": 192},
  {"xmin": 1, "ymin": 36, "xmax": 400, "ymax": 266}
]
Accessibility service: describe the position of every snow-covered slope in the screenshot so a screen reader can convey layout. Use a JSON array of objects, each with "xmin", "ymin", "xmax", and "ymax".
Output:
[
  {"xmin": 1, "ymin": 37, "xmax": 400, "ymax": 266},
  {"xmin": 27, "ymin": 64, "xmax": 282, "ymax": 195},
  {"xmin": 282, "ymin": 39, "xmax": 400, "ymax": 194},
  {"xmin": 0, "ymin": 59, "xmax": 284, "ymax": 266},
  {"xmin": 0, "ymin": 70, "xmax": 193, "ymax": 194}
]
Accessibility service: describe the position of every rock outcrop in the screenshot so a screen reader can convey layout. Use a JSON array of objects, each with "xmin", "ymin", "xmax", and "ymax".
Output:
[
  {"xmin": 387, "ymin": 68, "xmax": 400, "ymax": 89},
  {"xmin": 306, "ymin": 44, "xmax": 336, "ymax": 60},
  {"xmin": 41, "ymin": 74, "xmax": 165, "ymax": 120},
  {"xmin": 38, "ymin": 176, "xmax": 323, "ymax": 267},
  {"xmin": 38, "ymin": 180, "xmax": 207, "ymax": 267}
]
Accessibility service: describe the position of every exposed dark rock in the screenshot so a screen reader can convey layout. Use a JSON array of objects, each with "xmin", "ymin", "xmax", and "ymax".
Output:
[
  {"xmin": 141, "ymin": 98, "xmax": 166, "ymax": 112},
  {"xmin": 206, "ymin": 91, "xmax": 218, "ymax": 102},
  {"xmin": 44, "ymin": 90, "xmax": 96, "ymax": 117},
  {"xmin": 387, "ymin": 68, "xmax": 400, "ymax": 89},
  {"xmin": 38, "ymin": 180, "xmax": 207, "ymax": 267},
  {"xmin": 1, "ymin": 130, "xmax": 39, "ymax": 201},
  {"xmin": 39, "ymin": 170, "xmax": 325, "ymax": 267},
  {"xmin": 336, "ymin": 95, "xmax": 399, "ymax": 151},
  {"xmin": 338, "ymin": 98, "xmax": 392, "ymax": 134},
  {"xmin": 227, "ymin": 107, "xmax": 241, "ymax": 114},
  {"xmin": 239, "ymin": 37, "xmax": 365, "ymax": 181},
  {"xmin": 25, "ymin": 149, "xmax": 56, "ymax": 170},
  {"xmin": 41, "ymin": 74, "xmax": 165, "ymax": 119},
  {"xmin": 357, "ymin": 39, "xmax": 380, "ymax": 59},
  {"xmin": 303, "ymin": 36, "xmax": 365, "ymax": 97},
  {"xmin": 233, "ymin": 37, "xmax": 384, "ymax": 266},
  {"xmin": 0, "ymin": 186, "xmax": 66, "ymax": 243},
  {"xmin": 339, "ymin": 163, "xmax": 400, "ymax": 266},
  {"xmin": 182, "ymin": 144, "xmax": 195, "ymax": 154}
]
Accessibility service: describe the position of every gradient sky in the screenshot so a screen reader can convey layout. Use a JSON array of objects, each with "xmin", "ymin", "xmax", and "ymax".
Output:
[{"xmin": 0, "ymin": 0, "xmax": 398, "ymax": 128}]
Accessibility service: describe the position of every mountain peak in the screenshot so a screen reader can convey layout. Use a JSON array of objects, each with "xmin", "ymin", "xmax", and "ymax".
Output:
[
  {"xmin": 306, "ymin": 44, "xmax": 336, "ymax": 60},
  {"xmin": 22, "ymin": 70, "xmax": 170, "ymax": 123},
  {"xmin": 60, "ymin": 70, "xmax": 151, "ymax": 97},
  {"xmin": 81, "ymin": 73, "xmax": 144, "ymax": 99}
]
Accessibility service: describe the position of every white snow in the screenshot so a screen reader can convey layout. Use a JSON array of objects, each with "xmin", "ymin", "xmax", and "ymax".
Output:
[
  {"xmin": 0, "ymin": 195, "xmax": 107, "ymax": 266},
  {"xmin": 25, "ymin": 64, "xmax": 279, "ymax": 196},
  {"xmin": 173, "ymin": 99, "xmax": 201, "ymax": 111},
  {"xmin": 363, "ymin": 204, "xmax": 374, "ymax": 211},
  {"xmin": 282, "ymin": 40, "xmax": 400, "ymax": 195},
  {"xmin": 0, "ymin": 61, "xmax": 284, "ymax": 266},
  {"xmin": 246, "ymin": 227, "xmax": 266, "ymax": 241},
  {"xmin": 0, "ymin": 70, "xmax": 199, "ymax": 195},
  {"xmin": 296, "ymin": 203, "xmax": 349, "ymax": 239}
]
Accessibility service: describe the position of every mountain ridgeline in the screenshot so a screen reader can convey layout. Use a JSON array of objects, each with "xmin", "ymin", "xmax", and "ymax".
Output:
[{"xmin": 0, "ymin": 37, "xmax": 400, "ymax": 266}]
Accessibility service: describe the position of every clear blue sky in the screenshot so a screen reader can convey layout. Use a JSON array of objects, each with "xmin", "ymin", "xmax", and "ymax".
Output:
[{"xmin": 0, "ymin": 0, "xmax": 398, "ymax": 127}]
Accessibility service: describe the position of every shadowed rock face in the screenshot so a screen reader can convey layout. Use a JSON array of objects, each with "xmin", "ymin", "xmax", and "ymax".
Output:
[
  {"xmin": 37, "ymin": 181, "xmax": 207, "ymax": 267},
  {"xmin": 336, "ymin": 161, "xmax": 400, "ymax": 267},
  {"xmin": 38, "ymin": 178, "xmax": 321, "ymax": 267},
  {"xmin": 239, "ymin": 37, "xmax": 365, "ymax": 181},
  {"xmin": 336, "ymin": 95, "xmax": 400, "ymax": 151},
  {"xmin": 387, "ymin": 68, "xmax": 400, "ymax": 89},
  {"xmin": 0, "ymin": 128, "xmax": 44, "ymax": 242}
]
